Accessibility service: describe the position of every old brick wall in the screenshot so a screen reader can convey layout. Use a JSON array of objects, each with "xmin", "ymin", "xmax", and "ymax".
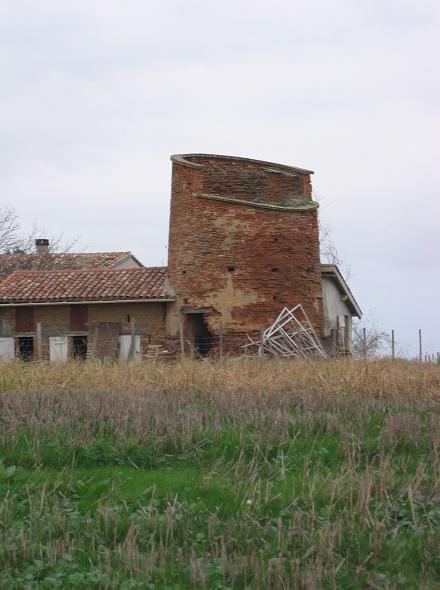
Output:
[
  {"xmin": 1, "ymin": 302, "xmax": 168, "ymax": 360},
  {"xmin": 201, "ymin": 157, "xmax": 312, "ymax": 205},
  {"xmin": 87, "ymin": 302, "xmax": 166, "ymax": 335},
  {"xmin": 167, "ymin": 154, "xmax": 324, "ymax": 338}
]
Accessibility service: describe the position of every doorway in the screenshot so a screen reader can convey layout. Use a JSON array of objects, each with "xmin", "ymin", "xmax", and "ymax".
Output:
[
  {"xmin": 72, "ymin": 336, "xmax": 88, "ymax": 360},
  {"xmin": 18, "ymin": 337, "xmax": 33, "ymax": 361},
  {"xmin": 186, "ymin": 313, "xmax": 213, "ymax": 357}
]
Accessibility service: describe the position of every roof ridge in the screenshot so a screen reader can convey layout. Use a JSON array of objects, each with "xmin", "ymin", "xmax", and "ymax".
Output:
[
  {"xmin": 3, "ymin": 266, "xmax": 166, "ymax": 276},
  {"xmin": 0, "ymin": 250, "xmax": 132, "ymax": 256}
]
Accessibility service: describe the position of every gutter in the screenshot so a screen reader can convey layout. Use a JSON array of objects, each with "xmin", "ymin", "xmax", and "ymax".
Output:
[{"xmin": 0, "ymin": 298, "xmax": 175, "ymax": 308}]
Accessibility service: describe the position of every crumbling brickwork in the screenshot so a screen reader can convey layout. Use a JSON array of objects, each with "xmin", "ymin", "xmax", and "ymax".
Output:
[
  {"xmin": 167, "ymin": 154, "xmax": 324, "ymax": 339},
  {"xmin": 0, "ymin": 302, "xmax": 169, "ymax": 361}
]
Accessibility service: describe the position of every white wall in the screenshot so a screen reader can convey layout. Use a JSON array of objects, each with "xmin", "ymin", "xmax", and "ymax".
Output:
[
  {"xmin": 321, "ymin": 277, "xmax": 353, "ymax": 352},
  {"xmin": 113, "ymin": 256, "xmax": 143, "ymax": 269}
]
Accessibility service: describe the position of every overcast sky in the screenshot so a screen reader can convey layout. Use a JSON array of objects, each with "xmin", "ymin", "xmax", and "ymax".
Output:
[{"xmin": 1, "ymin": 0, "xmax": 439, "ymax": 356}]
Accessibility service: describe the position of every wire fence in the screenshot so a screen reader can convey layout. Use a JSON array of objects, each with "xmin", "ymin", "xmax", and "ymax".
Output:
[
  {"xmin": 353, "ymin": 327, "xmax": 440, "ymax": 363},
  {"xmin": 3, "ymin": 328, "xmax": 440, "ymax": 363}
]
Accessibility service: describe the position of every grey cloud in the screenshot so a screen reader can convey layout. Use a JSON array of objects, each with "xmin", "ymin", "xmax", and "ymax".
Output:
[{"xmin": 1, "ymin": 0, "xmax": 439, "ymax": 355}]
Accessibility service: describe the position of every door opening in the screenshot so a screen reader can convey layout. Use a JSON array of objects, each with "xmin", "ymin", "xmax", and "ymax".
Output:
[
  {"xmin": 18, "ymin": 337, "xmax": 33, "ymax": 361},
  {"xmin": 72, "ymin": 336, "xmax": 88, "ymax": 360},
  {"xmin": 186, "ymin": 313, "xmax": 213, "ymax": 357}
]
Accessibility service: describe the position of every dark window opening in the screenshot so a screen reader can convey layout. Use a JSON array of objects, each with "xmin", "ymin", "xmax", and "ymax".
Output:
[
  {"xmin": 273, "ymin": 293, "xmax": 280, "ymax": 302},
  {"xmin": 182, "ymin": 270, "xmax": 186, "ymax": 275},
  {"xmin": 18, "ymin": 337, "xmax": 33, "ymax": 361},
  {"xmin": 70, "ymin": 305, "xmax": 88, "ymax": 331},
  {"xmin": 271, "ymin": 267, "xmax": 279, "ymax": 272},
  {"xmin": 127, "ymin": 314, "xmax": 131, "ymax": 323},
  {"xmin": 72, "ymin": 336, "xmax": 88, "ymax": 360},
  {"xmin": 186, "ymin": 313, "xmax": 213, "ymax": 357},
  {"xmin": 227, "ymin": 266, "xmax": 235, "ymax": 272},
  {"xmin": 272, "ymin": 237, "xmax": 279, "ymax": 243},
  {"xmin": 16, "ymin": 307, "xmax": 34, "ymax": 332}
]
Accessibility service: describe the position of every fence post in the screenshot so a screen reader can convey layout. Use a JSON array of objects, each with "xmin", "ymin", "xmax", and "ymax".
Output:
[
  {"xmin": 36, "ymin": 322, "xmax": 42, "ymax": 361},
  {"xmin": 219, "ymin": 322, "xmax": 224, "ymax": 362},
  {"xmin": 179, "ymin": 319, "xmax": 185, "ymax": 357},
  {"xmin": 259, "ymin": 327, "xmax": 265, "ymax": 358},
  {"xmin": 336, "ymin": 316, "xmax": 340, "ymax": 355},
  {"xmin": 363, "ymin": 327, "xmax": 367, "ymax": 360},
  {"xmin": 391, "ymin": 329, "xmax": 395, "ymax": 360},
  {"xmin": 129, "ymin": 316, "xmax": 136, "ymax": 360},
  {"xmin": 419, "ymin": 329, "xmax": 422, "ymax": 363},
  {"xmin": 331, "ymin": 328, "xmax": 336, "ymax": 357},
  {"xmin": 344, "ymin": 317, "xmax": 351, "ymax": 355}
]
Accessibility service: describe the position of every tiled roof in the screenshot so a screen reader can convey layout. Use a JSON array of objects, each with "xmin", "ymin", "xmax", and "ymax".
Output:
[
  {"xmin": 0, "ymin": 252, "xmax": 136, "ymax": 281},
  {"xmin": 0, "ymin": 267, "xmax": 171, "ymax": 304}
]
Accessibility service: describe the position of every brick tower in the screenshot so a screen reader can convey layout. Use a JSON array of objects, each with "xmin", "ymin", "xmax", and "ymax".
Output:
[{"xmin": 166, "ymin": 153, "xmax": 323, "ymax": 348}]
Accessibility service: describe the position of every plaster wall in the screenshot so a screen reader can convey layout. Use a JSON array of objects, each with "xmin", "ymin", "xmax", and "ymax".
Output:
[
  {"xmin": 321, "ymin": 277, "xmax": 353, "ymax": 353},
  {"xmin": 113, "ymin": 256, "xmax": 143, "ymax": 269},
  {"xmin": 321, "ymin": 278, "xmax": 352, "ymax": 332}
]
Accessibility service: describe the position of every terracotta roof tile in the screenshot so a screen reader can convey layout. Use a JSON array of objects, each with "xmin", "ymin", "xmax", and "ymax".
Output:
[
  {"xmin": 0, "ymin": 251, "xmax": 137, "ymax": 281},
  {"xmin": 0, "ymin": 267, "xmax": 171, "ymax": 304}
]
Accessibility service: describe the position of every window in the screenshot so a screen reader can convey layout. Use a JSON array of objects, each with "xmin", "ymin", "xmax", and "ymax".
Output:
[
  {"xmin": 15, "ymin": 307, "xmax": 34, "ymax": 332},
  {"xmin": 70, "ymin": 305, "xmax": 88, "ymax": 331}
]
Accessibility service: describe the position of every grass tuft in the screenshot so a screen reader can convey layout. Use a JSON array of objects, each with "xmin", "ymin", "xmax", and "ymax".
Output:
[{"xmin": 0, "ymin": 358, "xmax": 439, "ymax": 588}]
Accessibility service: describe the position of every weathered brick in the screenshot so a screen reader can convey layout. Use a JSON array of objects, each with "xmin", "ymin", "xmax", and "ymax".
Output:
[{"xmin": 167, "ymin": 154, "xmax": 324, "ymax": 339}]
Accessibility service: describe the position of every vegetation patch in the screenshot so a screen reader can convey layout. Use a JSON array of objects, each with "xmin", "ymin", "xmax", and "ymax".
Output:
[{"xmin": 0, "ymin": 359, "xmax": 440, "ymax": 588}]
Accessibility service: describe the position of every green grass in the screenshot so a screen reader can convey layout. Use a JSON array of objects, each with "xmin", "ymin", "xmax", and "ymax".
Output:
[{"xmin": 1, "ymin": 361, "xmax": 440, "ymax": 588}]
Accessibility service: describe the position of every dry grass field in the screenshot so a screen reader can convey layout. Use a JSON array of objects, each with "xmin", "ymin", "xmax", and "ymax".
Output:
[{"xmin": 1, "ymin": 358, "xmax": 440, "ymax": 589}]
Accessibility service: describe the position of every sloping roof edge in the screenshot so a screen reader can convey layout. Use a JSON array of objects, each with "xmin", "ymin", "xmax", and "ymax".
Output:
[
  {"xmin": 111, "ymin": 253, "xmax": 144, "ymax": 268},
  {"xmin": 320, "ymin": 264, "xmax": 362, "ymax": 319}
]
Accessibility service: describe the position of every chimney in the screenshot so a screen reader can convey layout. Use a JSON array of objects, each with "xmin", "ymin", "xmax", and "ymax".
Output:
[{"xmin": 35, "ymin": 239, "xmax": 49, "ymax": 254}]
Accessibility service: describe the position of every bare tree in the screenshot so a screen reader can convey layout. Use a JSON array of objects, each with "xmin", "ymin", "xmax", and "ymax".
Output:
[
  {"xmin": 0, "ymin": 206, "xmax": 78, "ymax": 255},
  {"xmin": 16, "ymin": 222, "xmax": 79, "ymax": 254},
  {"xmin": 352, "ymin": 315, "xmax": 390, "ymax": 358},
  {"xmin": 319, "ymin": 217, "xmax": 343, "ymax": 266},
  {"xmin": 318, "ymin": 219, "xmax": 353, "ymax": 281},
  {"xmin": 0, "ymin": 207, "xmax": 21, "ymax": 253},
  {"xmin": 316, "ymin": 199, "xmax": 352, "ymax": 280},
  {"xmin": 0, "ymin": 206, "xmax": 81, "ymax": 281}
]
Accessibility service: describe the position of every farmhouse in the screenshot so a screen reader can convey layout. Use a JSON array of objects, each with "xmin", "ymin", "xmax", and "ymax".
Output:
[
  {"xmin": 0, "ymin": 240, "xmax": 143, "ymax": 281},
  {"xmin": 0, "ymin": 153, "xmax": 361, "ymax": 361}
]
